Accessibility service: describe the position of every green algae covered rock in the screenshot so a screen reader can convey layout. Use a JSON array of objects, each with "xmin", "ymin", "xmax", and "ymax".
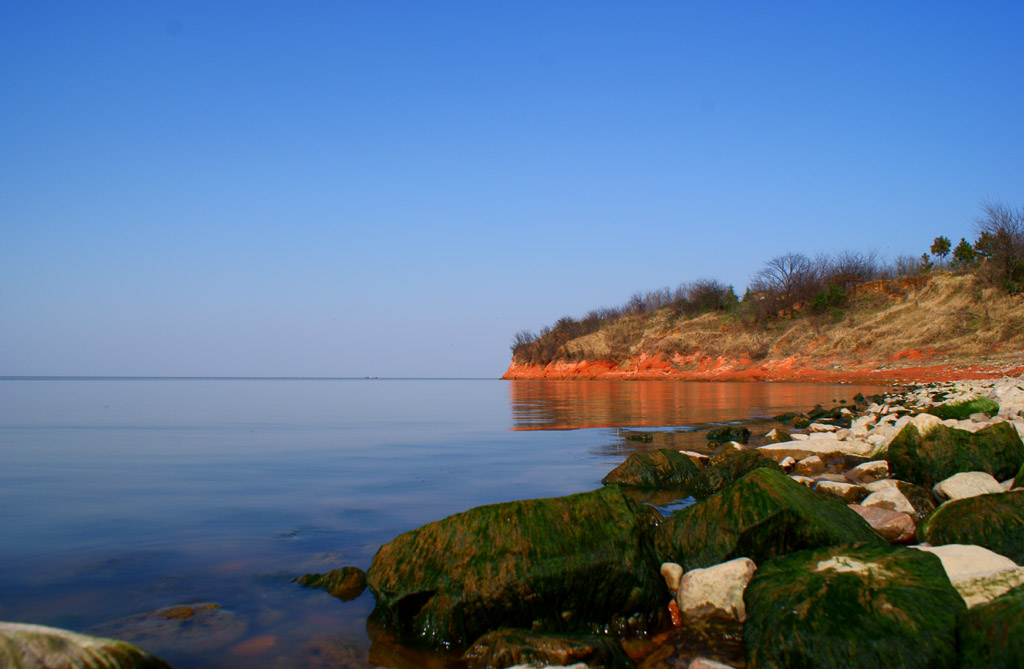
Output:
[
  {"xmin": 693, "ymin": 449, "xmax": 783, "ymax": 499},
  {"xmin": 705, "ymin": 426, "xmax": 751, "ymax": 444},
  {"xmin": 462, "ymin": 628, "xmax": 632, "ymax": 669},
  {"xmin": 957, "ymin": 582, "xmax": 1024, "ymax": 669},
  {"xmin": 655, "ymin": 468, "xmax": 883, "ymax": 571},
  {"xmin": 294, "ymin": 566, "xmax": 367, "ymax": 601},
  {"xmin": 0, "ymin": 622, "xmax": 170, "ymax": 669},
  {"xmin": 743, "ymin": 543, "xmax": 964, "ymax": 669},
  {"xmin": 366, "ymin": 485, "xmax": 664, "ymax": 648},
  {"xmin": 917, "ymin": 490, "xmax": 1024, "ymax": 563},
  {"xmin": 928, "ymin": 396, "xmax": 1000, "ymax": 420},
  {"xmin": 601, "ymin": 448, "xmax": 701, "ymax": 490},
  {"xmin": 887, "ymin": 422, "xmax": 1024, "ymax": 488}
]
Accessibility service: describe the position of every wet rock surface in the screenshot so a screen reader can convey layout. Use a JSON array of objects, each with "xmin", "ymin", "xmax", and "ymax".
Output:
[
  {"xmin": 0, "ymin": 622, "xmax": 171, "ymax": 669},
  {"xmin": 743, "ymin": 543, "xmax": 964, "ymax": 669},
  {"xmin": 87, "ymin": 603, "xmax": 248, "ymax": 656}
]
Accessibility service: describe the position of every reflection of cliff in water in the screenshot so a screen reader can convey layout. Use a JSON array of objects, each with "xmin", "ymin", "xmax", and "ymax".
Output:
[{"xmin": 507, "ymin": 379, "xmax": 886, "ymax": 431}]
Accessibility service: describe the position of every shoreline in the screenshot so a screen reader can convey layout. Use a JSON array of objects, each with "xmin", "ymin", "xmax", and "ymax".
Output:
[{"xmin": 501, "ymin": 353, "xmax": 1024, "ymax": 384}]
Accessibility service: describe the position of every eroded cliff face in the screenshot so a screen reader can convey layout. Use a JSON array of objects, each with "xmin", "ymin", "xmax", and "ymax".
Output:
[
  {"xmin": 504, "ymin": 274, "xmax": 1024, "ymax": 383},
  {"xmin": 501, "ymin": 352, "xmax": 1024, "ymax": 384}
]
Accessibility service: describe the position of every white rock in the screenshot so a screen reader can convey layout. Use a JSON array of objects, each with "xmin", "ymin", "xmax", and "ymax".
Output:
[
  {"xmin": 912, "ymin": 544, "xmax": 1019, "ymax": 582},
  {"xmin": 677, "ymin": 557, "xmax": 757, "ymax": 623},
  {"xmin": 789, "ymin": 475, "xmax": 815, "ymax": 488},
  {"xmin": 892, "ymin": 415, "xmax": 913, "ymax": 432},
  {"xmin": 779, "ymin": 456, "xmax": 796, "ymax": 471},
  {"xmin": 661, "ymin": 562, "xmax": 683, "ymax": 592},
  {"xmin": 864, "ymin": 479, "xmax": 901, "ymax": 492},
  {"xmin": 790, "ymin": 433, "xmax": 809, "ymax": 441},
  {"xmin": 689, "ymin": 659, "xmax": 738, "ymax": 669},
  {"xmin": 852, "ymin": 415, "xmax": 877, "ymax": 431},
  {"xmin": 909, "ymin": 413, "xmax": 944, "ymax": 436},
  {"xmin": 933, "ymin": 472, "xmax": 1005, "ymax": 501},
  {"xmin": 757, "ymin": 438, "xmax": 872, "ymax": 461},
  {"xmin": 794, "ymin": 455, "xmax": 824, "ymax": 477},
  {"xmin": 809, "ymin": 422, "xmax": 839, "ymax": 432},
  {"xmin": 844, "ymin": 460, "xmax": 889, "ymax": 484},
  {"xmin": 861, "ymin": 487, "xmax": 916, "ymax": 515},
  {"xmin": 814, "ymin": 480, "xmax": 866, "ymax": 502},
  {"xmin": 848, "ymin": 504, "xmax": 916, "ymax": 543}
]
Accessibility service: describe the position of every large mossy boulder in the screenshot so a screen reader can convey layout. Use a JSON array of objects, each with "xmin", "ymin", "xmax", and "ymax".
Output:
[
  {"xmin": 655, "ymin": 468, "xmax": 883, "ymax": 571},
  {"xmin": 462, "ymin": 628, "xmax": 632, "ymax": 669},
  {"xmin": 917, "ymin": 490, "xmax": 1024, "ymax": 564},
  {"xmin": 743, "ymin": 543, "xmax": 964, "ymax": 669},
  {"xmin": 601, "ymin": 448, "xmax": 701, "ymax": 490},
  {"xmin": 366, "ymin": 485, "xmax": 664, "ymax": 648},
  {"xmin": 0, "ymin": 622, "xmax": 170, "ymax": 669},
  {"xmin": 693, "ymin": 449, "xmax": 783, "ymax": 499},
  {"xmin": 957, "ymin": 582, "xmax": 1024, "ymax": 669},
  {"xmin": 887, "ymin": 422, "xmax": 1024, "ymax": 488},
  {"xmin": 928, "ymin": 396, "xmax": 1000, "ymax": 420}
]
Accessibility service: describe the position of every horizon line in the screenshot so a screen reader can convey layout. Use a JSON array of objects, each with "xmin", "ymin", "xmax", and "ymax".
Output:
[{"xmin": 0, "ymin": 375, "xmax": 500, "ymax": 381}]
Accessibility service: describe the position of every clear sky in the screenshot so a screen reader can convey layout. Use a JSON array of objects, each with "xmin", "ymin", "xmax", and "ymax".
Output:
[{"xmin": 2, "ymin": 1, "xmax": 1023, "ymax": 377}]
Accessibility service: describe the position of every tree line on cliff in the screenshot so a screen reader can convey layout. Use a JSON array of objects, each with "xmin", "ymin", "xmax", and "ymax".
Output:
[{"xmin": 511, "ymin": 201, "xmax": 1024, "ymax": 366}]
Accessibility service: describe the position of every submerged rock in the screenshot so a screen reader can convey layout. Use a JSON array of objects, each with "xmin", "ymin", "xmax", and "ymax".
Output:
[
  {"xmin": 294, "ymin": 566, "xmax": 367, "ymax": 601},
  {"xmin": 743, "ymin": 543, "xmax": 964, "ymax": 669},
  {"xmin": 601, "ymin": 448, "xmax": 701, "ymax": 490},
  {"xmin": 366, "ymin": 485, "xmax": 664, "ymax": 648},
  {"xmin": 887, "ymin": 422, "xmax": 1024, "ymax": 488},
  {"xmin": 916, "ymin": 490, "xmax": 1024, "ymax": 564},
  {"xmin": 0, "ymin": 621, "xmax": 171, "ymax": 669},
  {"xmin": 87, "ymin": 603, "xmax": 247, "ymax": 656},
  {"xmin": 655, "ymin": 468, "xmax": 882, "ymax": 571},
  {"xmin": 462, "ymin": 628, "xmax": 632, "ymax": 669},
  {"xmin": 957, "ymin": 583, "xmax": 1024, "ymax": 668}
]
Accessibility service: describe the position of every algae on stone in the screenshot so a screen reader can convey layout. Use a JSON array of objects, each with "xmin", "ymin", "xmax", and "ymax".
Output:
[
  {"xmin": 692, "ymin": 450, "xmax": 783, "ymax": 499},
  {"xmin": 957, "ymin": 582, "xmax": 1024, "ymax": 669},
  {"xmin": 928, "ymin": 396, "xmax": 999, "ymax": 420},
  {"xmin": 294, "ymin": 566, "xmax": 367, "ymax": 601},
  {"xmin": 655, "ymin": 468, "xmax": 883, "ymax": 571},
  {"xmin": 887, "ymin": 422, "xmax": 1024, "ymax": 488},
  {"xmin": 601, "ymin": 448, "xmax": 701, "ymax": 490},
  {"xmin": 743, "ymin": 543, "xmax": 964, "ymax": 669},
  {"xmin": 917, "ymin": 490, "xmax": 1024, "ymax": 564},
  {"xmin": 705, "ymin": 426, "xmax": 751, "ymax": 445},
  {"xmin": 0, "ymin": 622, "xmax": 170, "ymax": 669},
  {"xmin": 366, "ymin": 485, "xmax": 664, "ymax": 648}
]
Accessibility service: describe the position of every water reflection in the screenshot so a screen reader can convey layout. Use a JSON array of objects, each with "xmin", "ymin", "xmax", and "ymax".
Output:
[{"xmin": 508, "ymin": 380, "xmax": 886, "ymax": 431}]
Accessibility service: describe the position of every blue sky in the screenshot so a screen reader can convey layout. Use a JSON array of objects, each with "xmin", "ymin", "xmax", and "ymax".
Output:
[{"xmin": 2, "ymin": 1, "xmax": 1023, "ymax": 377}]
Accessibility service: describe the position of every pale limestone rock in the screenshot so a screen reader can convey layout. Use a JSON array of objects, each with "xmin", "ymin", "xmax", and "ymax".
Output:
[
  {"xmin": 794, "ymin": 455, "xmax": 824, "ymax": 477},
  {"xmin": 834, "ymin": 428, "xmax": 851, "ymax": 440},
  {"xmin": 1002, "ymin": 479, "xmax": 1016, "ymax": 491},
  {"xmin": 848, "ymin": 504, "xmax": 915, "ymax": 543},
  {"xmin": 790, "ymin": 433, "xmax": 809, "ymax": 441},
  {"xmin": 912, "ymin": 544, "xmax": 1019, "ymax": 582},
  {"xmin": 757, "ymin": 437, "xmax": 872, "ymax": 462},
  {"xmin": 933, "ymin": 472, "xmax": 1005, "ymax": 502},
  {"xmin": 852, "ymin": 415, "xmax": 877, "ymax": 431},
  {"xmin": 861, "ymin": 487, "xmax": 916, "ymax": 515},
  {"xmin": 844, "ymin": 460, "xmax": 889, "ymax": 484},
  {"xmin": 779, "ymin": 456, "xmax": 796, "ymax": 471},
  {"xmin": 677, "ymin": 557, "xmax": 757, "ymax": 623},
  {"xmin": 789, "ymin": 475, "xmax": 815, "ymax": 488},
  {"xmin": 689, "ymin": 659, "xmax": 737, "ymax": 669},
  {"xmin": 955, "ymin": 567, "xmax": 1024, "ymax": 608},
  {"xmin": 809, "ymin": 422, "xmax": 839, "ymax": 432},
  {"xmin": 681, "ymin": 450, "xmax": 709, "ymax": 467},
  {"xmin": 909, "ymin": 412, "xmax": 944, "ymax": 436},
  {"xmin": 892, "ymin": 415, "xmax": 913, "ymax": 432},
  {"xmin": 864, "ymin": 479, "xmax": 901, "ymax": 492},
  {"xmin": 0, "ymin": 622, "xmax": 170, "ymax": 669},
  {"xmin": 661, "ymin": 562, "xmax": 683, "ymax": 592},
  {"xmin": 814, "ymin": 480, "xmax": 866, "ymax": 502}
]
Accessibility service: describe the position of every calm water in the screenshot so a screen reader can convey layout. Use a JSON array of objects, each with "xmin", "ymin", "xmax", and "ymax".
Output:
[{"xmin": 0, "ymin": 378, "xmax": 885, "ymax": 667}]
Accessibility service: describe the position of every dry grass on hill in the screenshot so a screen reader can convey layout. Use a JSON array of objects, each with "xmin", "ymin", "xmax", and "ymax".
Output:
[{"xmin": 552, "ymin": 273, "xmax": 1024, "ymax": 368}]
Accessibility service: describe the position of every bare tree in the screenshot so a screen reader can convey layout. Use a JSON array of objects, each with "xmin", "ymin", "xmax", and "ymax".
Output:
[
  {"xmin": 750, "ymin": 253, "xmax": 818, "ymax": 307},
  {"xmin": 974, "ymin": 201, "xmax": 1024, "ymax": 292}
]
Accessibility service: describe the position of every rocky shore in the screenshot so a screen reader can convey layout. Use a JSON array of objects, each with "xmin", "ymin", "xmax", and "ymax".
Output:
[{"xmin": 4, "ymin": 377, "xmax": 1024, "ymax": 668}]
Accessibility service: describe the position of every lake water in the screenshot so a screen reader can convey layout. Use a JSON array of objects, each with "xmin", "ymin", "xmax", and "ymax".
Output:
[{"xmin": 0, "ymin": 378, "xmax": 886, "ymax": 667}]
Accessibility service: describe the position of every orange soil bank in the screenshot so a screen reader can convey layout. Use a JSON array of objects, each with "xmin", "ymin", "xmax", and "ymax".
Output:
[{"xmin": 501, "ymin": 351, "xmax": 1024, "ymax": 384}]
